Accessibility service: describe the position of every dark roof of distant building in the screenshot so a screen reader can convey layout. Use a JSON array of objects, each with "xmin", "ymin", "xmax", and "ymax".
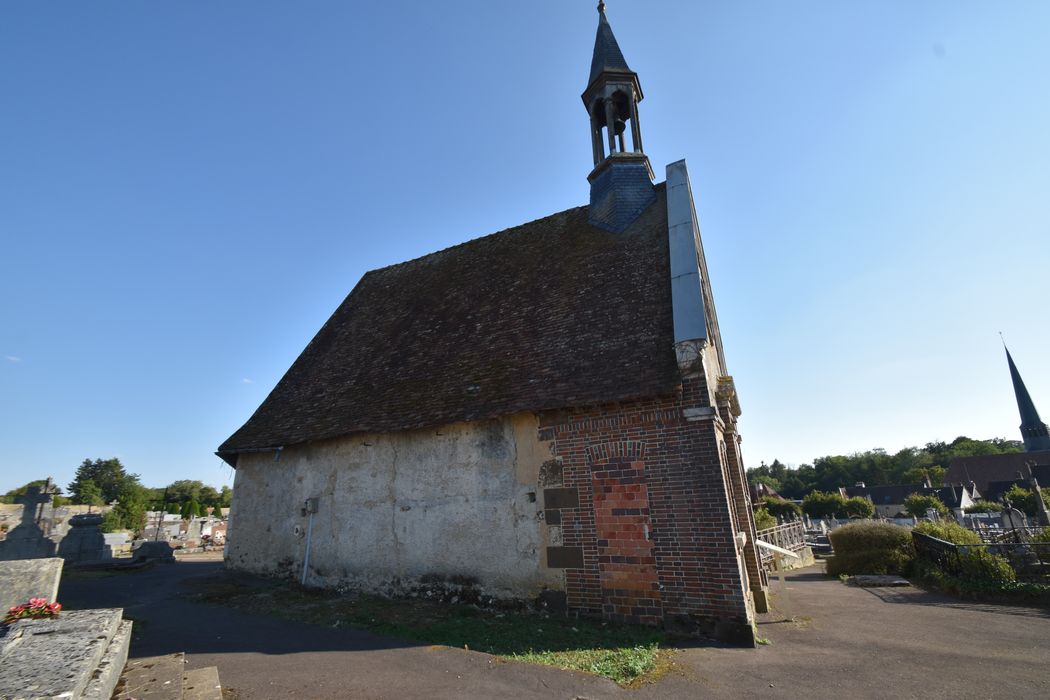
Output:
[
  {"xmin": 841, "ymin": 484, "xmax": 921, "ymax": 506},
  {"xmin": 982, "ymin": 467, "xmax": 1050, "ymax": 503},
  {"xmin": 945, "ymin": 451, "xmax": 1050, "ymax": 493},
  {"xmin": 218, "ymin": 186, "xmax": 679, "ymax": 464},
  {"xmin": 841, "ymin": 483, "xmax": 975, "ymax": 509},
  {"xmin": 750, "ymin": 482, "xmax": 783, "ymax": 502}
]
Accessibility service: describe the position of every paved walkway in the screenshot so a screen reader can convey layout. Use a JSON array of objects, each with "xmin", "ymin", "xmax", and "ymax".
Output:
[{"xmin": 59, "ymin": 558, "xmax": 1050, "ymax": 699}]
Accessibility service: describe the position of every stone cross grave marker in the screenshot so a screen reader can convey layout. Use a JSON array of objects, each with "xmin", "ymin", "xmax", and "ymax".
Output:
[{"xmin": 0, "ymin": 480, "xmax": 59, "ymax": 561}]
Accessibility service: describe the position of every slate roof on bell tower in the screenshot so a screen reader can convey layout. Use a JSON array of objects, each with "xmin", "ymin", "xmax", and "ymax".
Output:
[{"xmin": 588, "ymin": 4, "xmax": 633, "ymax": 87}]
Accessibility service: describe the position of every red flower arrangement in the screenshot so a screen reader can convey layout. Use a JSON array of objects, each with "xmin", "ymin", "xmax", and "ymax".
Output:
[{"xmin": 4, "ymin": 598, "xmax": 62, "ymax": 625}]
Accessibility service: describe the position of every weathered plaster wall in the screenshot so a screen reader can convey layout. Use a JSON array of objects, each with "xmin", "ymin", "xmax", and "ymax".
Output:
[{"xmin": 227, "ymin": 414, "xmax": 563, "ymax": 599}]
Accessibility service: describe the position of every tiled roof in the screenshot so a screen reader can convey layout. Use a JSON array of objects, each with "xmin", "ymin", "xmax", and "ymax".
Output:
[
  {"xmin": 218, "ymin": 187, "xmax": 679, "ymax": 463},
  {"xmin": 945, "ymin": 451, "xmax": 1050, "ymax": 493},
  {"xmin": 982, "ymin": 466, "xmax": 1050, "ymax": 502}
]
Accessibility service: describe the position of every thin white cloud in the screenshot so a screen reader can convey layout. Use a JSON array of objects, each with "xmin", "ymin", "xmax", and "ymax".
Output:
[
  {"xmin": 5, "ymin": 356, "xmax": 22, "ymax": 363},
  {"xmin": 241, "ymin": 378, "xmax": 254, "ymax": 384}
]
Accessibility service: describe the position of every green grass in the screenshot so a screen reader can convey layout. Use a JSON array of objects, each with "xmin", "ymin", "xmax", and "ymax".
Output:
[{"xmin": 192, "ymin": 575, "xmax": 677, "ymax": 686}]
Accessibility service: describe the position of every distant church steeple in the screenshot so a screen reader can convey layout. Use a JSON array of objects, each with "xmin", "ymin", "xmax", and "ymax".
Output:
[
  {"xmin": 583, "ymin": 2, "xmax": 655, "ymax": 233},
  {"xmin": 1004, "ymin": 344, "xmax": 1050, "ymax": 452}
]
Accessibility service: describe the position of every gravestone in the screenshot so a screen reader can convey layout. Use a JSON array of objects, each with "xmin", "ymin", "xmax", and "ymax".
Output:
[
  {"xmin": 0, "ymin": 557, "xmax": 64, "ymax": 613},
  {"xmin": 1001, "ymin": 507, "xmax": 1028, "ymax": 530},
  {"xmin": 58, "ymin": 513, "xmax": 107, "ymax": 564},
  {"xmin": 0, "ymin": 482, "xmax": 59, "ymax": 561},
  {"xmin": 132, "ymin": 540, "xmax": 176, "ymax": 564}
]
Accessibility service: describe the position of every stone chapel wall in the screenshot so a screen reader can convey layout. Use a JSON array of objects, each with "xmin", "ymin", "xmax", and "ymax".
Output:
[{"xmin": 227, "ymin": 414, "xmax": 563, "ymax": 599}]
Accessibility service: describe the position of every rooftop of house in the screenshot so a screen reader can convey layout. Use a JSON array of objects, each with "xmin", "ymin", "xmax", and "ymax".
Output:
[
  {"xmin": 218, "ymin": 185, "xmax": 681, "ymax": 464},
  {"xmin": 945, "ymin": 451, "xmax": 1050, "ymax": 494},
  {"xmin": 840, "ymin": 483, "xmax": 977, "ymax": 509}
]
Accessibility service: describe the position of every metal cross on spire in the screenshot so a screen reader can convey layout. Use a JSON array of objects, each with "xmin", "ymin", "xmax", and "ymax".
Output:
[{"xmin": 598, "ymin": 1, "xmax": 606, "ymax": 13}]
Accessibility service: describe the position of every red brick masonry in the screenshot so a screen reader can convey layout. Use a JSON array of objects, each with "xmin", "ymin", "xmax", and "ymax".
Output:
[{"xmin": 538, "ymin": 374, "xmax": 756, "ymax": 643}]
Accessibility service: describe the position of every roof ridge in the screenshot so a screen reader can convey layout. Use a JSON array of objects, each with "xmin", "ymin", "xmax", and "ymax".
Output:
[{"xmin": 366, "ymin": 204, "xmax": 589, "ymax": 277}]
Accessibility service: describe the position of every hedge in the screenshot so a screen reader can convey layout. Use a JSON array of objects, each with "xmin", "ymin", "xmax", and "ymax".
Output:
[
  {"xmin": 825, "ymin": 521, "xmax": 914, "ymax": 576},
  {"xmin": 913, "ymin": 521, "xmax": 982, "ymax": 545}
]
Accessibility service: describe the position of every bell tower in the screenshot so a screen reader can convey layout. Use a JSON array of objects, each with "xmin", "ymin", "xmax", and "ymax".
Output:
[{"xmin": 584, "ymin": 2, "xmax": 656, "ymax": 233}]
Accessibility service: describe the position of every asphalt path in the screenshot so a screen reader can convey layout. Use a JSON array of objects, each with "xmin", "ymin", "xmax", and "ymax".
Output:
[{"xmin": 58, "ymin": 556, "xmax": 1050, "ymax": 699}]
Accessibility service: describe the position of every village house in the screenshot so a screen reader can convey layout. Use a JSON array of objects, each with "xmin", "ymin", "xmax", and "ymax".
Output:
[
  {"xmin": 838, "ymin": 482, "xmax": 979, "ymax": 519},
  {"xmin": 219, "ymin": 5, "xmax": 766, "ymax": 644}
]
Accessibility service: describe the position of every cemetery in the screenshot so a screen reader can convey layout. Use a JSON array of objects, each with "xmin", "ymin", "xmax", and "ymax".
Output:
[
  {"xmin": 2, "ymin": 465, "xmax": 1047, "ymax": 698},
  {"xmin": 0, "ymin": 483, "xmax": 224, "ymax": 699}
]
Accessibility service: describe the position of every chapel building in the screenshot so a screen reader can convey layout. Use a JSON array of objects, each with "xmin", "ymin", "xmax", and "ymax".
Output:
[{"xmin": 219, "ymin": 4, "xmax": 766, "ymax": 644}]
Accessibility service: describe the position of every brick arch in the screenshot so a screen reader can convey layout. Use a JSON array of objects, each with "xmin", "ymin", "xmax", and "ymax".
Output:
[{"xmin": 585, "ymin": 440, "xmax": 647, "ymax": 465}]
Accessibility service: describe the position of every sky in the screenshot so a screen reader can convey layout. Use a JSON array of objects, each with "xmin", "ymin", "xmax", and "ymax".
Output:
[{"xmin": 1, "ymin": 1, "xmax": 1048, "ymax": 494}]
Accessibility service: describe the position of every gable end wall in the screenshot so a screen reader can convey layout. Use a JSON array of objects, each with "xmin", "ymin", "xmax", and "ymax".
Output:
[{"xmin": 538, "ymin": 372, "xmax": 757, "ymax": 643}]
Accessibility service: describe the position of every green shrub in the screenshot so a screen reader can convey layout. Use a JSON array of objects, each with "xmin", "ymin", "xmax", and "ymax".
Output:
[
  {"xmin": 1000, "ymin": 484, "xmax": 1050, "ymax": 517},
  {"xmin": 760, "ymin": 496, "xmax": 802, "ymax": 520},
  {"xmin": 825, "ymin": 521, "xmax": 914, "ymax": 576},
  {"xmin": 803, "ymin": 491, "xmax": 847, "ymax": 518},
  {"xmin": 843, "ymin": 496, "xmax": 875, "ymax": 519},
  {"xmin": 1033, "ymin": 528, "xmax": 1050, "ymax": 543},
  {"xmin": 903, "ymin": 493, "xmax": 948, "ymax": 518},
  {"xmin": 830, "ymin": 521, "xmax": 912, "ymax": 553},
  {"xmin": 964, "ymin": 500, "xmax": 1003, "ymax": 514},
  {"xmin": 913, "ymin": 521, "xmax": 981, "ymax": 545},
  {"xmin": 826, "ymin": 549, "xmax": 912, "ymax": 577},
  {"xmin": 958, "ymin": 548, "xmax": 1015, "ymax": 584},
  {"xmin": 753, "ymin": 508, "xmax": 777, "ymax": 531}
]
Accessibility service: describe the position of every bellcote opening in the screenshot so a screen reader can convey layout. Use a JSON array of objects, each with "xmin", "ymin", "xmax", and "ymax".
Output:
[{"xmin": 583, "ymin": 3, "xmax": 655, "ymax": 233}]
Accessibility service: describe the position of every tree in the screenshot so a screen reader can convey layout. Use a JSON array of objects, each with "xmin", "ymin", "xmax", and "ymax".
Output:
[
  {"xmin": 97, "ymin": 482, "xmax": 149, "ymax": 535},
  {"xmin": 181, "ymin": 499, "xmax": 204, "ymax": 519},
  {"xmin": 903, "ymin": 493, "xmax": 947, "ymax": 519},
  {"xmin": 2, "ymin": 480, "xmax": 58, "ymax": 504},
  {"xmin": 78, "ymin": 480, "xmax": 104, "ymax": 513},
  {"xmin": 219, "ymin": 485, "xmax": 233, "ymax": 507},
  {"xmin": 199, "ymin": 486, "xmax": 220, "ymax": 507},
  {"xmin": 753, "ymin": 508, "xmax": 777, "ymax": 530},
  {"xmin": 843, "ymin": 496, "xmax": 875, "ymax": 518},
  {"xmin": 165, "ymin": 480, "xmax": 205, "ymax": 504},
  {"xmin": 760, "ymin": 496, "xmax": 802, "ymax": 520},
  {"xmin": 802, "ymin": 491, "xmax": 847, "ymax": 519},
  {"xmin": 1001, "ymin": 484, "xmax": 1050, "ymax": 517},
  {"xmin": 69, "ymin": 458, "xmax": 139, "ymax": 504},
  {"xmin": 900, "ymin": 466, "xmax": 946, "ymax": 485},
  {"xmin": 750, "ymin": 473, "xmax": 781, "ymax": 492}
]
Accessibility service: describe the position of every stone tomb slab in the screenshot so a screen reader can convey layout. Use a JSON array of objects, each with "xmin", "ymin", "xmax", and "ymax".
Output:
[
  {"xmin": 0, "ymin": 608, "xmax": 123, "ymax": 700},
  {"xmin": 0, "ymin": 557, "xmax": 64, "ymax": 613}
]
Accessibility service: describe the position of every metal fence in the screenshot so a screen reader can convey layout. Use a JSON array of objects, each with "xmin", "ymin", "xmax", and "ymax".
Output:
[
  {"xmin": 756, "ymin": 520, "xmax": 807, "ymax": 569},
  {"xmin": 974, "ymin": 526, "xmax": 1046, "ymax": 544},
  {"xmin": 913, "ymin": 531, "xmax": 1050, "ymax": 584}
]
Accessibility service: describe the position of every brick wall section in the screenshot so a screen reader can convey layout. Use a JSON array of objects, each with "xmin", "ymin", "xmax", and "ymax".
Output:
[
  {"xmin": 538, "ymin": 373, "xmax": 754, "ymax": 636},
  {"xmin": 720, "ymin": 404, "xmax": 766, "ymax": 591}
]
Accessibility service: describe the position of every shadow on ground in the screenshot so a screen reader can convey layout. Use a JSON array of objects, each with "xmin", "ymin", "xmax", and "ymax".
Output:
[
  {"xmin": 860, "ymin": 585, "xmax": 1050, "ymax": 619},
  {"xmin": 59, "ymin": 558, "xmax": 689, "ymax": 661},
  {"xmin": 59, "ymin": 560, "xmax": 421, "ymax": 658}
]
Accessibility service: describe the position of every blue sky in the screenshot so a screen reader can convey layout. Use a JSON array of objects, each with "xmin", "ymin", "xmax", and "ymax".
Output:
[{"xmin": 2, "ymin": 1, "xmax": 1048, "ymax": 493}]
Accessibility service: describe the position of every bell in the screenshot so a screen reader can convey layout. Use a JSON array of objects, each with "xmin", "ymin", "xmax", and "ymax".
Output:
[{"xmin": 613, "ymin": 118, "xmax": 627, "ymax": 136}]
